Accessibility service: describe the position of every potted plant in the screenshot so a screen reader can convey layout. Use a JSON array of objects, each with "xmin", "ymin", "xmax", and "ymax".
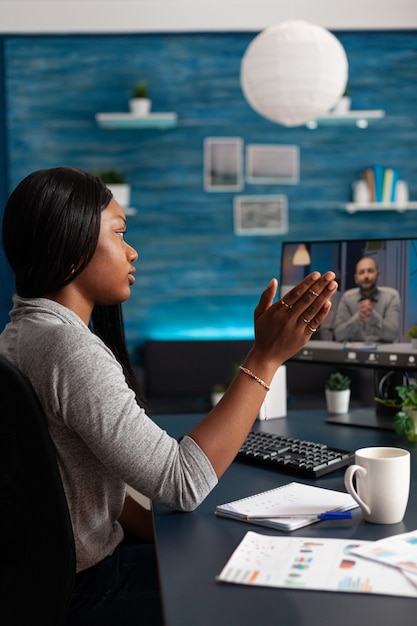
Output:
[
  {"xmin": 92, "ymin": 170, "xmax": 131, "ymax": 209},
  {"xmin": 393, "ymin": 382, "xmax": 417, "ymax": 441},
  {"xmin": 129, "ymin": 80, "xmax": 151, "ymax": 116},
  {"xmin": 211, "ymin": 363, "xmax": 240, "ymax": 406},
  {"xmin": 324, "ymin": 372, "xmax": 351, "ymax": 415},
  {"xmin": 211, "ymin": 383, "xmax": 226, "ymax": 407},
  {"xmin": 332, "ymin": 85, "xmax": 351, "ymax": 113},
  {"xmin": 406, "ymin": 325, "xmax": 417, "ymax": 350}
]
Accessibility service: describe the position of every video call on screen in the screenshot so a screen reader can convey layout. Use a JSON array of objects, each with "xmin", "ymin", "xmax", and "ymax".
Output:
[{"xmin": 280, "ymin": 238, "xmax": 417, "ymax": 344}]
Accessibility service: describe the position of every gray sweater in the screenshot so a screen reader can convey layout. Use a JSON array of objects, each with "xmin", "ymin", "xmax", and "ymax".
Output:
[
  {"xmin": 0, "ymin": 297, "xmax": 217, "ymax": 572},
  {"xmin": 333, "ymin": 286, "xmax": 400, "ymax": 343}
]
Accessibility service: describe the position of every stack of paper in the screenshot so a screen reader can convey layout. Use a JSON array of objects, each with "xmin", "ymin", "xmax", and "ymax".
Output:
[{"xmin": 216, "ymin": 531, "xmax": 417, "ymax": 597}]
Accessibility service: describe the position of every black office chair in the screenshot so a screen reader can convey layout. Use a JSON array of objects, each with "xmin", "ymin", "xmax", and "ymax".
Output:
[{"xmin": 0, "ymin": 354, "xmax": 76, "ymax": 626}]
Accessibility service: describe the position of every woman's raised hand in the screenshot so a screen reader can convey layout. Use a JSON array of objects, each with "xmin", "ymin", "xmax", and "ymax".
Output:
[
  {"xmin": 252, "ymin": 272, "xmax": 337, "ymax": 367},
  {"xmin": 187, "ymin": 271, "xmax": 338, "ymax": 479}
]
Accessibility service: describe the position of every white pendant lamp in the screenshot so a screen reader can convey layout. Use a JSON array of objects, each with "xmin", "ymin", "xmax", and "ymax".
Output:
[
  {"xmin": 240, "ymin": 20, "xmax": 348, "ymax": 127},
  {"xmin": 292, "ymin": 243, "xmax": 311, "ymax": 266}
]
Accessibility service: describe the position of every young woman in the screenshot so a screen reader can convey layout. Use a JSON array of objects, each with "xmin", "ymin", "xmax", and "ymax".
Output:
[{"xmin": 0, "ymin": 167, "xmax": 337, "ymax": 625}]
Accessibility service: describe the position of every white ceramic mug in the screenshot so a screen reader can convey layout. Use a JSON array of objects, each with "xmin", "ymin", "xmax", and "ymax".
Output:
[{"xmin": 344, "ymin": 447, "xmax": 410, "ymax": 524}]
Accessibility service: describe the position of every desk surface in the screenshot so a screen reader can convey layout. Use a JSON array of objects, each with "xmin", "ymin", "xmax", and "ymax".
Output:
[{"xmin": 153, "ymin": 410, "xmax": 417, "ymax": 626}]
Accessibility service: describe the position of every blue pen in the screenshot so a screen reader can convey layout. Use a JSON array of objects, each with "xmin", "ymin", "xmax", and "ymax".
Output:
[
  {"xmin": 318, "ymin": 511, "xmax": 353, "ymax": 520},
  {"xmin": 245, "ymin": 510, "xmax": 353, "ymax": 520}
]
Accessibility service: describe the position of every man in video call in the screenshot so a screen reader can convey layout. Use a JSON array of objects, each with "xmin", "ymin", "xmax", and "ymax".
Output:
[{"xmin": 333, "ymin": 256, "xmax": 400, "ymax": 343}]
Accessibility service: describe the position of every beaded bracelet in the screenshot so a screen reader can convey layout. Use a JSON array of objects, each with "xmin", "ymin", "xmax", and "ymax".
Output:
[{"xmin": 239, "ymin": 366, "xmax": 270, "ymax": 391}]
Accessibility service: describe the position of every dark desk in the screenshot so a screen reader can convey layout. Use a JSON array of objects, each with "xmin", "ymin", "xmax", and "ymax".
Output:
[{"xmin": 153, "ymin": 410, "xmax": 417, "ymax": 626}]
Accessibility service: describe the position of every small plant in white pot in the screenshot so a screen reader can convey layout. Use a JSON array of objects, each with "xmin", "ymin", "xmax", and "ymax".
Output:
[
  {"xmin": 211, "ymin": 363, "xmax": 241, "ymax": 407},
  {"xmin": 406, "ymin": 325, "xmax": 417, "ymax": 350},
  {"xmin": 129, "ymin": 80, "xmax": 151, "ymax": 116},
  {"xmin": 325, "ymin": 372, "xmax": 351, "ymax": 415},
  {"xmin": 93, "ymin": 170, "xmax": 131, "ymax": 208},
  {"xmin": 211, "ymin": 383, "xmax": 226, "ymax": 407},
  {"xmin": 331, "ymin": 86, "xmax": 351, "ymax": 113}
]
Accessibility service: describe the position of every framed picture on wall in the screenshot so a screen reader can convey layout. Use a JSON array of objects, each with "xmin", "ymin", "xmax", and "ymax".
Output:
[
  {"xmin": 204, "ymin": 137, "xmax": 244, "ymax": 191},
  {"xmin": 233, "ymin": 195, "xmax": 289, "ymax": 236},
  {"xmin": 246, "ymin": 144, "xmax": 299, "ymax": 184}
]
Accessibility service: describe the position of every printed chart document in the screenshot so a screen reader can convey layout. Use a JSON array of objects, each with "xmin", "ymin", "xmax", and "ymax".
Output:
[
  {"xmin": 215, "ymin": 481, "xmax": 358, "ymax": 531},
  {"xmin": 351, "ymin": 530, "xmax": 417, "ymax": 579},
  {"xmin": 216, "ymin": 531, "xmax": 417, "ymax": 597}
]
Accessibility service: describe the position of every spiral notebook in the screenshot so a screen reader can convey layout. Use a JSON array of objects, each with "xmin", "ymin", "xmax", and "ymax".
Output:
[{"xmin": 215, "ymin": 481, "xmax": 358, "ymax": 531}]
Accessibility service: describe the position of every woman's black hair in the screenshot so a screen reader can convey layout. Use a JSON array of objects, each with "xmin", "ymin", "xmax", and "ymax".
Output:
[{"xmin": 2, "ymin": 166, "xmax": 145, "ymax": 405}]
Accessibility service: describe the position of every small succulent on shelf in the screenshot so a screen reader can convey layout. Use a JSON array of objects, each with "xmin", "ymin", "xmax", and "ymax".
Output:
[
  {"xmin": 91, "ymin": 169, "xmax": 127, "ymax": 184},
  {"xmin": 325, "ymin": 372, "xmax": 351, "ymax": 391},
  {"xmin": 131, "ymin": 80, "xmax": 149, "ymax": 99},
  {"xmin": 211, "ymin": 363, "xmax": 241, "ymax": 397},
  {"xmin": 129, "ymin": 81, "xmax": 152, "ymax": 115},
  {"xmin": 406, "ymin": 325, "xmax": 417, "ymax": 339}
]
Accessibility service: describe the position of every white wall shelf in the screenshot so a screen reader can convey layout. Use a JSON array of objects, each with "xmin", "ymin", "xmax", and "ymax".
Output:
[
  {"xmin": 344, "ymin": 202, "xmax": 417, "ymax": 214},
  {"xmin": 95, "ymin": 112, "xmax": 178, "ymax": 130},
  {"xmin": 306, "ymin": 110, "xmax": 385, "ymax": 129}
]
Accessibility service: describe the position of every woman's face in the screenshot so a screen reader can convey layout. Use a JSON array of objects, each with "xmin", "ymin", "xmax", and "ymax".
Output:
[{"xmin": 72, "ymin": 199, "xmax": 138, "ymax": 308}]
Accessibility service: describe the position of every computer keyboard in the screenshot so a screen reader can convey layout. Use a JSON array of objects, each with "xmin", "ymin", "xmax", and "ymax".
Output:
[{"xmin": 236, "ymin": 430, "xmax": 354, "ymax": 478}]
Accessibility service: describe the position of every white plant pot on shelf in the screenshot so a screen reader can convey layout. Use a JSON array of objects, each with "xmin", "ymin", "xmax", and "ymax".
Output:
[
  {"xmin": 411, "ymin": 338, "xmax": 417, "ymax": 350},
  {"xmin": 325, "ymin": 389, "xmax": 351, "ymax": 415},
  {"xmin": 129, "ymin": 98, "xmax": 152, "ymax": 116},
  {"xmin": 331, "ymin": 95, "xmax": 351, "ymax": 113},
  {"xmin": 106, "ymin": 183, "xmax": 131, "ymax": 208},
  {"xmin": 211, "ymin": 391, "xmax": 225, "ymax": 407}
]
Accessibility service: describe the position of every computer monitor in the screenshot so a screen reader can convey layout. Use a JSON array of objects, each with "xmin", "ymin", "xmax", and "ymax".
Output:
[{"xmin": 280, "ymin": 238, "xmax": 417, "ymax": 429}]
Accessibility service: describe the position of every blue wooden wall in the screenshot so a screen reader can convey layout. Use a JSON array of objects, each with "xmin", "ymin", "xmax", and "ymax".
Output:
[{"xmin": 2, "ymin": 31, "xmax": 417, "ymax": 355}]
